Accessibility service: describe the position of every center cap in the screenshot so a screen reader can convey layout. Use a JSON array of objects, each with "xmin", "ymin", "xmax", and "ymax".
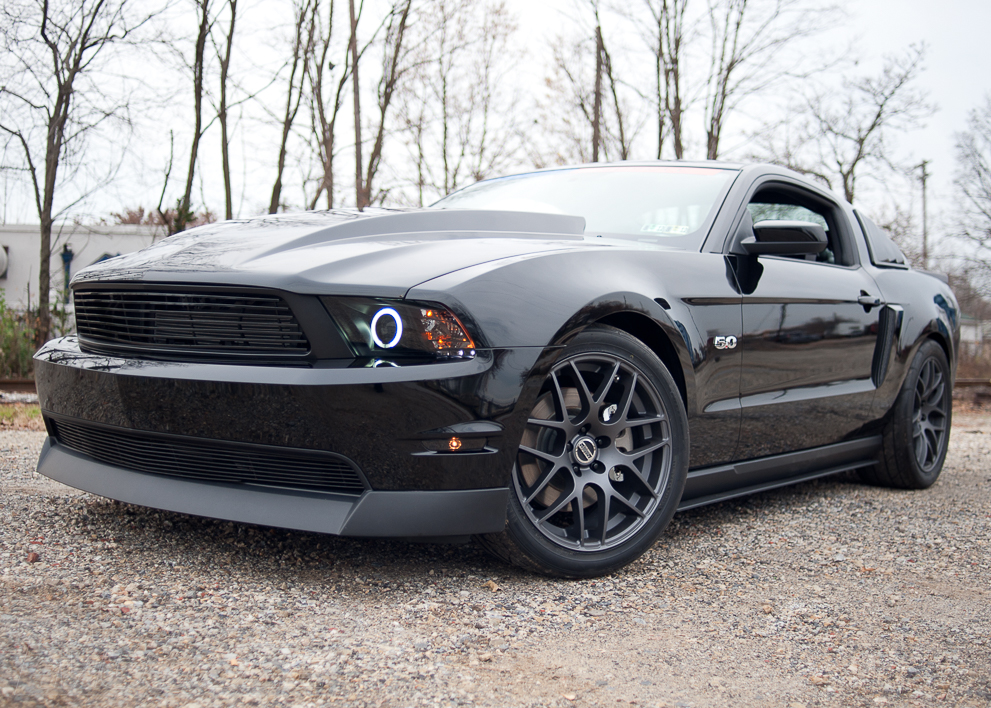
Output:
[{"xmin": 572, "ymin": 435, "xmax": 599, "ymax": 466}]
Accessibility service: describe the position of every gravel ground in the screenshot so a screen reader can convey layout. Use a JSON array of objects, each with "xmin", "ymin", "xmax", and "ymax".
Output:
[{"xmin": 2, "ymin": 414, "xmax": 990, "ymax": 708}]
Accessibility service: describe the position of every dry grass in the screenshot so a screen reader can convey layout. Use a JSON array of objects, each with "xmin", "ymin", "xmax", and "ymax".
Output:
[{"xmin": 0, "ymin": 403, "xmax": 45, "ymax": 431}]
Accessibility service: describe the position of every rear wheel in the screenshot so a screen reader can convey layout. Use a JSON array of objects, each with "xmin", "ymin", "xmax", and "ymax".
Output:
[
  {"xmin": 477, "ymin": 326, "xmax": 688, "ymax": 577},
  {"xmin": 863, "ymin": 339, "xmax": 951, "ymax": 489}
]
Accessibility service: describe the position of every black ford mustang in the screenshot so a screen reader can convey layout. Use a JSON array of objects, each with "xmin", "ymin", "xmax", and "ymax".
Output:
[{"xmin": 35, "ymin": 162, "xmax": 959, "ymax": 577}]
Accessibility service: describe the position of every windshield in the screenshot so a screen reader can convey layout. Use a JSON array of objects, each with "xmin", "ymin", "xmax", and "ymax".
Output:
[{"xmin": 433, "ymin": 165, "xmax": 737, "ymax": 243}]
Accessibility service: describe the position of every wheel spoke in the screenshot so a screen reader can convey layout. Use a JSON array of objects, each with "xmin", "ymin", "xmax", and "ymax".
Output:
[
  {"xmin": 620, "ymin": 465, "xmax": 659, "ymax": 499},
  {"xmin": 549, "ymin": 370, "xmax": 570, "ymax": 423},
  {"xmin": 537, "ymin": 487, "xmax": 576, "ymax": 522},
  {"xmin": 612, "ymin": 371, "xmax": 638, "ymax": 425},
  {"xmin": 914, "ymin": 430, "xmax": 927, "ymax": 466},
  {"xmin": 597, "ymin": 490, "xmax": 611, "ymax": 545},
  {"xmin": 593, "ymin": 360, "xmax": 621, "ymax": 404},
  {"xmin": 519, "ymin": 444, "xmax": 565, "ymax": 466},
  {"xmin": 524, "ymin": 463, "xmax": 563, "ymax": 505},
  {"xmin": 917, "ymin": 363, "xmax": 932, "ymax": 399},
  {"xmin": 609, "ymin": 490, "xmax": 646, "ymax": 519},
  {"xmin": 924, "ymin": 430, "xmax": 937, "ymax": 465},
  {"xmin": 626, "ymin": 413, "xmax": 666, "ymax": 427},
  {"xmin": 568, "ymin": 360, "xmax": 594, "ymax": 415},
  {"xmin": 924, "ymin": 367, "xmax": 943, "ymax": 400},
  {"xmin": 573, "ymin": 496, "xmax": 587, "ymax": 547},
  {"xmin": 925, "ymin": 415, "xmax": 946, "ymax": 432},
  {"xmin": 527, "ymin": 416, "xmax": 570, "ymax": 431},
  {"xmin": 620, "ymin": 436, "xmax": 670, "ymax": 463}
]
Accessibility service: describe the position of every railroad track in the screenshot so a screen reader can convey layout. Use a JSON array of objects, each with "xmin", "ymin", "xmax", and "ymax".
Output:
[{"xmin": 957, "ymin": 378, "xmax": 991, "ymax": 388}]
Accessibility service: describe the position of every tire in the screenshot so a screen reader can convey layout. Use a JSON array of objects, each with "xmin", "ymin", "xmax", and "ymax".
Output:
[
  {"xmin": 862, "ymin": 339, "xmax": 952, "ymax": 489},
  {"xmin": 477, "ymin": 325, "xmax": 689, "ymax": 578}
]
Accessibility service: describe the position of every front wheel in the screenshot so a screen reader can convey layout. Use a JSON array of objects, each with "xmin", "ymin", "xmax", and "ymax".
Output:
[
  {"xmin": 477, "ymin": 326, "xmax": 689, "ymax": 578},
  {"xmin": 863, "ymin": 339, "xmax": 952, "ymax": 489}
]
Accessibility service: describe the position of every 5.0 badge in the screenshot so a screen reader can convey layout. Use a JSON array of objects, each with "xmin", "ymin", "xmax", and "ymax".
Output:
[{"xmin": 714, "ymin": 335, "xmax": 738, "ymax": 350}]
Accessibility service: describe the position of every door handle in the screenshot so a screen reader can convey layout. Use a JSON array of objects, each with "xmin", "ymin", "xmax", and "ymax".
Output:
[{"xmin": 857, "ymin": 294, "xmax": 883, "ymax": 309}]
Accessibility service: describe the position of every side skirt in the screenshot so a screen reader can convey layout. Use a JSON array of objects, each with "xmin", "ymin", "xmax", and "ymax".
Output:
[{"xmin": 678, "ymin": 436, "xmax": 881, "ymax": 511}]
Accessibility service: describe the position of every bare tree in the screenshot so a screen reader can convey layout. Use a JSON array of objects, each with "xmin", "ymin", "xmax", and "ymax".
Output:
[
  {"xmin": 174, "ymin": 0, "xmax": 214, "ymax": 232},
  {"xmin": 397, "ymin": 0, "xmax": 520, "ymax": 203},
  {"xmin": 360, "ymin": 0, "xmax": 413, "ymax": 206},
  {"xmin": 269, "ymin": 0, "xmax": 317, "ymax": 214},
  {"xmin": 592, "ymin": 24, "xmax": 603, "ymax": 162},
  {"xmin": 216, "ymin": 0, "xmax": 237, "ymax": 219},
  {"xmin": 636, "ymin": 0, "xmax": 690, "ymax": 159},
  {"xmin": 347, "ymin": 0, "xmax": 364, "ymax": 208},
  {"xmin": 305, "ymin": 0, "xmax": 352, "ymax": 210},
  {"xmin": 0, "ymin": 0, "xmax": 154, "ymax": 346},
  {"xmin": 755, "ymin": 45, "xmax": 933, "ymax": 203},
  {"xmin": 703, "ymin": 0, "xmax": 834, "ymax": 160},
  {"xmin": 955, "ymin": 94, "xmax": 991, "ymax": 293},
  {"xmin": 541, "ymin": 2, "xmax": 641, "ymax": 166}
]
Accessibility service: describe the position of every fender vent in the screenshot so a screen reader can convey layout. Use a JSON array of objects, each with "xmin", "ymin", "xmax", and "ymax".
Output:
[{"xmin": 871, "ymin": 306, "xmax": 900, "ymax": 387}]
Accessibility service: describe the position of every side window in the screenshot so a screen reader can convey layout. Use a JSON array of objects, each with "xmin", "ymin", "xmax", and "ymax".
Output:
[
  {"xmin": 745, "ymin": 186, "xmax": 849, "ymax": 265},
  {"xmin": 855, "ymin": 211, "xmax": 908, "ymax": 268}
]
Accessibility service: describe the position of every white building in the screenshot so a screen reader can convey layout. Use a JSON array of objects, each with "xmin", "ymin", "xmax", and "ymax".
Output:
[{"xmin": 0, "ymin": 223, "xmax": 160, "ymax": 309}]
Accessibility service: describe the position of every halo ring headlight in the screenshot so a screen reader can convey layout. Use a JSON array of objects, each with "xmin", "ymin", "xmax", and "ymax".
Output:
[{"xmin": 370, "ymin": 307, "xmax": 403, "ymax": 349}]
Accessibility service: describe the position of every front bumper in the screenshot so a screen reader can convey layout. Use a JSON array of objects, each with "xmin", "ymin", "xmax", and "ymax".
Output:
[{"xmin": 34, "ymin": 336, "xmax": 545, "ymax": 536}]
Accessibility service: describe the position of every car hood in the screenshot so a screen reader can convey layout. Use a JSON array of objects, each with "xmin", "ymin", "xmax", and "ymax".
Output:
[{"xmin": 71, "ymin": 208, "xmax": 588, "ymax": 297}]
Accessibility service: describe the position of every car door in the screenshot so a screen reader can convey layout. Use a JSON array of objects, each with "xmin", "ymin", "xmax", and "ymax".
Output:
[{"xmin": 732, "ymin": 180, "xmax": 883, "ymax": 460}]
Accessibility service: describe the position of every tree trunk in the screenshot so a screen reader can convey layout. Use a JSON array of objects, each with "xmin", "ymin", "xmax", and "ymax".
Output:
[
  {"xmin": 348, "ymin": 0, "xmax": 364, "ymax": 209},
  {"xmin": 362, "ymin": 0, "xmax": 412, "ymax": 206},
  {"xmin": 270, "ymin": 0, "xmax": 314, "ymax": 214},
  {"xmin": 592, "ymin": 26, "xmax": 603, "ymax": 163},
  {"xmin": 219, "ymin": 0, "xmax": 237, "ymax": 220},
  {"xmin": 179, "ymin": 0, "xmax": 211, "ymax": 232},
  {"xmin": 666, "ymin": 0, "xmax": 686, "ymax": 160}
]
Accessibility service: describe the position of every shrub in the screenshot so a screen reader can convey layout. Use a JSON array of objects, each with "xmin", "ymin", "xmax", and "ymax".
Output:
[{"xmin": 0, "ymin": 295, "xmax": 39, "ymax": 379}]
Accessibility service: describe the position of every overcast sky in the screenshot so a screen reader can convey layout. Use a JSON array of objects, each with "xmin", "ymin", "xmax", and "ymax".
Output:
[
  {"xmin": 4, "ymin": 0, "xmax": 989, "ymax": 257},
  {"xmin": 508, "ymin": 0, "xmax": 991, "ymax": 238}
]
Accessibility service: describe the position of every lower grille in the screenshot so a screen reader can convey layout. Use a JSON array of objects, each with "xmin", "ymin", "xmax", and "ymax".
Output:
[{"xmin": 49, "ymin": 416, "xmax": 365, "ymax": 495}]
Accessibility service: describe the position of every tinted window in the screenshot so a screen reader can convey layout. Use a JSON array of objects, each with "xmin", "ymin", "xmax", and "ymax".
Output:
[
  {"xmin": 856, "ymin": 212, "xmax": 908, "ymax": 268},
  {"xmin": 434, "ymin": 166, "xmax": 737, "ymax": 244},
  {"xmin": 744, "ymin": 186, "xmax": 849, "ymax": 265},
  {"xmin": 747, "ymin": 202, "xmax": 828, "ymax": 231}
]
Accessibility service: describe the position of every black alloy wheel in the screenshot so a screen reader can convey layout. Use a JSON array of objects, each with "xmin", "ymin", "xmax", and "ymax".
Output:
[
  {"xmin": 864, "ymin": 339, "xmax": 952, "ymax": 489},
  {"xmin": 911, "ymin": 356, "xmax": 949, "ymax": 473},
  {"xmin": 478, "ymin": 325, "xmax": 689, "ymax": 577}
]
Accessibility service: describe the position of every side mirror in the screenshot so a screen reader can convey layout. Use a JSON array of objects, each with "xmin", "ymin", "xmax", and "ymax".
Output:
[{"xmin": 737, "ymin": 220, "xmax": 828, "ymax": 256}]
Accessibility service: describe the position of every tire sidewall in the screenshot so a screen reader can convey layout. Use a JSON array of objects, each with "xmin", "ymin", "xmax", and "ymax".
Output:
[{"xmin": 505, "ymin": 326, "xmax": 689, "ymax": 578}]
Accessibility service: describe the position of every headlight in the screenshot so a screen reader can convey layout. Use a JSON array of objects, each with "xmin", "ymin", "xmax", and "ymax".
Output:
[{"xmin": 321, "ymin": 297, "xmax": 476, "ymax": 359}]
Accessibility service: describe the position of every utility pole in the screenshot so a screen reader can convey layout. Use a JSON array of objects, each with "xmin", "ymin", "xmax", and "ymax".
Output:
[
  {"xmin": 917, "ymin": 160, "xmax": 930, "ymax": 269},
  {"xmin": 592, "ymin": 26, "xmax": 603, "ymax": 163}
]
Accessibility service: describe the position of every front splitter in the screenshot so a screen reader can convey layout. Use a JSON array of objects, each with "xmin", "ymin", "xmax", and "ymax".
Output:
[{"xmin": 37, "ymin": 438, "xmax": 509, "ymax": 537}]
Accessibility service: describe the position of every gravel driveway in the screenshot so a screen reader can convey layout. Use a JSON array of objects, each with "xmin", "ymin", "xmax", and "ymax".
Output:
[{"xmin": 2, "ymin": 414, "xmax": 990, "ymax": 708}]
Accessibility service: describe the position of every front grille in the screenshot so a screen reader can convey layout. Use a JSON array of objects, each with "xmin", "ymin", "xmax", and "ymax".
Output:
[
  {"xmin": 49, "ymin": 416, "xmax": 366, "ymax": 495},
  {"xmin": 73, "ymin": 288, "xmax": 310, "ymax": 360}
]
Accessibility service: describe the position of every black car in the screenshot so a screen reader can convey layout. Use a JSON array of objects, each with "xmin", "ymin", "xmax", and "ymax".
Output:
[{"xmin": 34, "ymin": 162, "xmax": 959, "ymax": 577}]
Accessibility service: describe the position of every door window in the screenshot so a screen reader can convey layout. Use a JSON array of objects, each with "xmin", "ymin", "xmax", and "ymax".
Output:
[{"xmin": 745, "ymin": 185, "xmax": 851, "ymax": 266}]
